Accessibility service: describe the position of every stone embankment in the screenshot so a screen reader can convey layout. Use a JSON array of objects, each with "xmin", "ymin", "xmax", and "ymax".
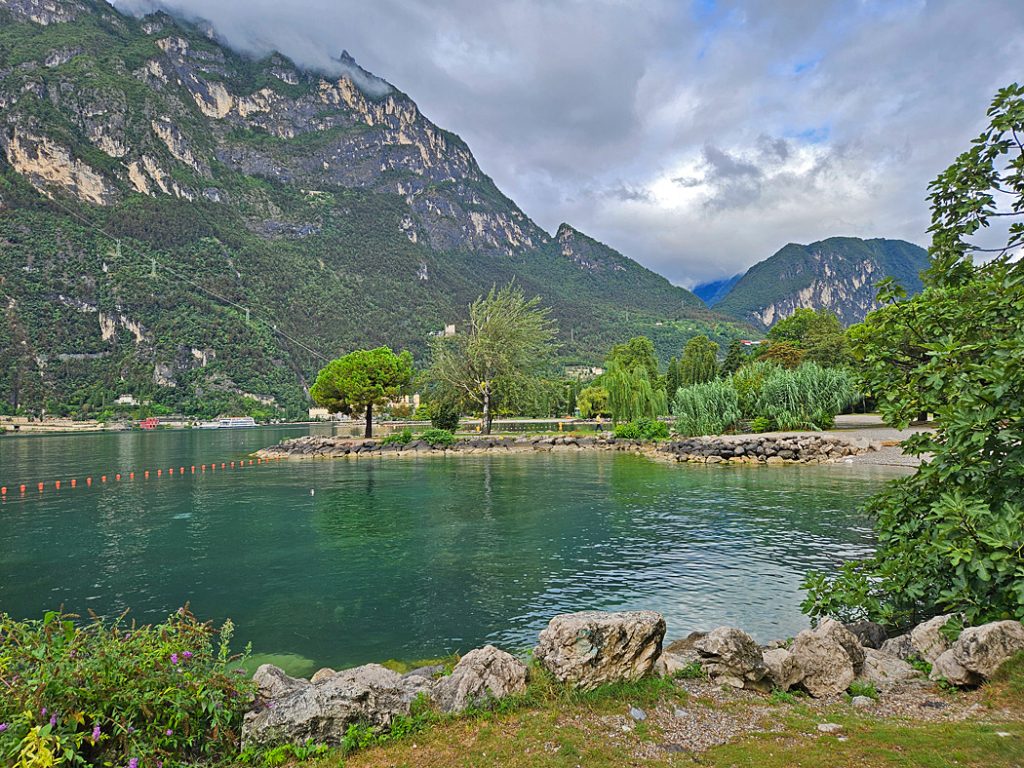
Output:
[
  {"xmin": 242, "ymin": 610, "xmax": 1024, "ymax": 748},
  {"xmin": 257, "ymin": 432, "xmax": 879, "ymax": 465}
]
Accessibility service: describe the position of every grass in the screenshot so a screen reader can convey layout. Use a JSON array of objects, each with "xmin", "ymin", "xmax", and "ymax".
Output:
[{"xmin": 244, "ymin": 653, "xmax": 1024, "ymax": 768}]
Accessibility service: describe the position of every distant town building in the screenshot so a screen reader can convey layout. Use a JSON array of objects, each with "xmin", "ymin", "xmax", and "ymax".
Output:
[
  {"xmin": 565, "ymin": 365, "xmax": 605, "ymax": 379},
  {"xmin": 308, "ymin": 407, "xmax": 330, "ymax": 420},
  {"xmin": 740, "ymin": 340, "xmax": 766, "ymax": 346},
  {"xmin": 115, "ymin": 394, "xmax": 138, "ymax": 406}
]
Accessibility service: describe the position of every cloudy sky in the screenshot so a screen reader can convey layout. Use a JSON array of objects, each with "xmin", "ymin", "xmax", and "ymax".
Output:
[{"xmin": 116, "ymin": 0, "xmax": 1023, "ymax": 286}]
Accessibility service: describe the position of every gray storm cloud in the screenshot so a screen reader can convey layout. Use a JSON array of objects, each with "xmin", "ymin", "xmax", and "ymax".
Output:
[{"xmin": 110, "ymin": 0, "xmax": 1024, "ymax": 285}]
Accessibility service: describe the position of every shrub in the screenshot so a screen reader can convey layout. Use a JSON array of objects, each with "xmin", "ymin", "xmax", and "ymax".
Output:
[
  {"xmin": 749, "ymin": 363, "xmax": 857, "ymax": 431},
  {"xmin": 673, "ymin": 379, "xmax": 742, "ymax": 437},
  {"xmin": 419, "ymin": 428, "xmax": 455, "ymax": 447},
  {"xmin": 613, "ymin": 417, "xmax": 669, "ymax": 440},
  {"xmin": 380, "ymin": 428, "xmax": 413, "ymax": 446},
  {"xmin": 0, "ymin": 608, "xmax": 254, "ymax": 767},
  {"xmin": 848, "ymin": 680, "xmax": 879, "ymax": 700},
  {"xmin": 749, "ymin": 416, "xmax": 772, "ymax": 433},
  {"xmin": 430, "ymin": 402, "xmax": 461, "ymax": 432}
]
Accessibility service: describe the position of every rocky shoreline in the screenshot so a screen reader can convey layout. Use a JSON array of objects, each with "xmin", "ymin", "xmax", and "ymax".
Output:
[
  {"xmin": 241, "ymin": 610, "xmax": 1024, "ymax": 748},
  {"xmin": 256, "ymin": 432, "xmax": 881, "ymax": 465}
]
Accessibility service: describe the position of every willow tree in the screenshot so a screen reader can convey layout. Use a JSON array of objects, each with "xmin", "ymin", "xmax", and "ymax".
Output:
[
  {"xmin": 310, "ymin": 346, "xmax": 414, "ymax": 438},
  {"xmin": 604, "ymin": 359, "xmax": 667, "ymax": 424},
  {"xmin": 678, "ymin": 334, "xmax": 719, "ymax": 385},
  {"xmin": 427, "ymin": 282, "xmax": 557, "ymax": 434}
]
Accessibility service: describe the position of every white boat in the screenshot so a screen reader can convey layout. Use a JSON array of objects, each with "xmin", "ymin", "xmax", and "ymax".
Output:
[{"xmin": 199, "ymin": 416, "xmax": 258, "ymax": 429}]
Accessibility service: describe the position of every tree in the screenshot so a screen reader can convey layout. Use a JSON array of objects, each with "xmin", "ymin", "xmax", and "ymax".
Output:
[
  {"xmin": 607, "ymin": 336, "xmax": 660, "ymax": 383},
  {"xmin": 577, "ymin": 385, "xmax": 610, "ymax": 418},
  {"xmin": 678, "ymin": 334, "xmax": 719, "ymax": 385},
  {"xmin": 310, "ymin": 347, "xmax": 413, "ymax": 438},
  {"xmin": 604, "ymin": 359, "xmax": 667, "ymax": 423},
  {"xmin": 665, "ymin": 356, "xmax": 682, "ymax": 401},
  {"xmin": 768, "ymin": 308, "xmax": 851, "ymax": 368},
  {"xmin": 757, "ymin": 340, "xmax": 806, "ymax": 368},
  {"xmin": 802, "ymin": 84, "xmax": 1024, "ymax": 627},
  {"xmin": 721, "ymin": 339, "xmax": 748, "ymax": 375},
  {"xmin": 427, "ymin": 282, "xmax": 557, "ymax": 434}
]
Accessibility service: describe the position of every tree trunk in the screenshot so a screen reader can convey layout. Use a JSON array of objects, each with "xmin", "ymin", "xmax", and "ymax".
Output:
[
  {"xmin": 482, "ymin": 384, "xmax": 491, "ymax": 435},
  {"xmin": 365, "ymin": 403, "xmax": 373, "ymax": 438}
]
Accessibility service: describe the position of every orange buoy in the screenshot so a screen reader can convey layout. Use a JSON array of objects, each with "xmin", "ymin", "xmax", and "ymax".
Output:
[
  {"xmin": 1, "ymin": 486, "xmax": 6, "ymax": 496},
  {"xmin": 55, "ymin": 480, "xmax": 61, "ymax": 490},
  {"xmin": 191, "ymin": 466, "xmax": 195, "ymax": 474},
  {"xmin": 37, "ymin": 482, "xmax": 44, "ymax": 492},
  {"xmin": 145, "ymin": 470, "xmax": 150, "ymax": 479},
  {"xmin": 71, "ymin": 478, "xmax": 77, "ymax": 488},
  {"xmin": 130, "ymin": 472, "xmax": 135, "ymax": 480},
  {"xmin": 115, "ymin": 474, "xmax": 121, "ymax": 481},
  {"xmin": 86, "ymin": 477, "xmax": 92, "ymax": 487},
  {"xmin": 201, "ymin": 464, "xmax": 206, "ymax": 471},
  {"xmin": 101, "ymin": 475, "xmax": 107, "ymax": 483},
  {"xmin": 221, "ymin": 462, "xmax": 226, "ymax": 469},
  {"xmin": 180, "ymin": 466, "xmax": 185, "ymax": 475},
  {"xmin": 157, "ymin": 469, "xmax": 162, "ymax": 478},
  {"xmin": 230, "ymin": 461, "xmax": 235, "ymax": 468},
  {"xmin": 169, "ymin": 467, "xmax": 174, "ymax": 475},
  {"xmin": 249, "ymin": 459, "xmax": 254, "ymax": 466},
  {"xmin": 19, "ymin": 484, "xmax": 26, "ymax": 494}
]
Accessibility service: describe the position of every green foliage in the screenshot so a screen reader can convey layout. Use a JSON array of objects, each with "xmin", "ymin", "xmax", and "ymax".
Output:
[
  {"xmin": 751, "ymin": 363, "xmax": 858, "ymax": 431},
  {"xmin": 606, "ymin": 336, "xmax": 660, "ymax": 383},
  {"xmin": 678, "ymin": 334, "xmax": 719, "ymax": 385},
  {"xmin": 768, "ymin": 308, "xmax": 853, "ymax": 368},
  {"xmin": 0, "ymin": 608, "xmax": 254, "ymax": 767},
  {"xmin": 576, "ymin": 385, "xmax": 609, "ymax": 418},
  {"xmin": 769, "ymin": 688, "xmax": 798, "ymax": 705},
  {"xmin": 381, "ymin": 428, "xmax": 414, "ymax": 446},
  {"xmin": 672, "ymin": 661, "xmax": 705, "ymax": 680},
  {"xmin": 673, "ymin": 378, "xmax": 742, "ymax": 437},
  {"xmin": 749, "ymin": 416, "xmax": 772, "ymax": 433},
  {"xmin": 848, "ymin": 680, "xmax": 879, "ymax": 701},
  {"xmin": 721, "ymin": 339, "xmax": 749, "ymax": 375},
  {"xmin": 428, "ymin": 399, "xmax": 462, "ymax": 431},
  {"xmin": 803, "ymin": 83, "xmax": 1024, "ymax": 629},
  {"xmin": 427, "ymin": 282, "xmax": 558, "ymax": 434},
  {"xmin": 757, "ymin": 340, "xmax": 806, "ymax": 368},
  {"xmin": 604, "ymin": 359, "xmax": 667, "ymax": 423},
  {"xmin": 419, "ymin": 428, "xmax": 455, "ymax": 447},
  {"xmin": 612, "ymin": 417, "xmax": 669, "ymax": 440},
  {"xmin": 310, "ymin": 347, "xmax": 413, "ymax": 437}
]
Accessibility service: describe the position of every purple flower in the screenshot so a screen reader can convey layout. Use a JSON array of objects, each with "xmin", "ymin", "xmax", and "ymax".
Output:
[
  {"xmin": 128, "ymin": 759, "xmax": 139, "ymax": 768},
  {"xmin": 165, "ymin": 729, "xmax": 173, "ymax": 736},
  {"xmin": 182, "ymin": 651, "xmax": 192, "ymax": 659},
  {"xmin": 0, "ymin": 723, "xmax": 8, "ymax": 732},
  {"xmin": 40, "ymin": 707, "xmax": 46, "ymax": 716},
  {"xmin": 128, "ymin": 726, "xmax": 135, "ymax": 734},
  {"xmin": 170, "ymin": 653, "xmax": 179, "ymax": 665},
  {"xmin": 91, "ymin": 725, "xmax": 101, "ymax": 743},
  {"xmin": 49, "ymin": 715, "xmax": 57, "ymax": 727}
]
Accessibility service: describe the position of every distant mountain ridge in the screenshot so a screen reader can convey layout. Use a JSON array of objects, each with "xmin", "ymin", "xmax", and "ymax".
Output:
[
  {"xmin": 692, "ymin": 274, "xmax": 741, "ymax": 307},
  {"xmin": 0, "ymin": 0, "xmax": 745, "ymax": 416},
  {"xmin": 706, "ymin": 237, "xmax": 930, "ymax": 329}
]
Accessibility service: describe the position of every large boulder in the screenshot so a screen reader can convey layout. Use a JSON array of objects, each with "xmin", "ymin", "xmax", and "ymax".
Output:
[
  {"xmin": 880, "ymin": 633, "xmax": 913, "ymax": 660},
  {"xmin": 909, "ymin": 614, "xmax": 956, "ymax": 664},
  {"xmin": 762, "ymin": 647, "xmax": 802, "ymax": 691},
  {"xmin": 534, "ymin": 611, "xmax": 666, "ymax": 690},
  {"xmin": 242, "ymin": 663, "xmax": 431, "ymax": 748},
  {"xmin": 432, "ymin": 645, "xmax": 528, "ymax": 713},
  {"xmin": 859, "ymin": 648, "xmax": 922, "ymax": 688},
  {"xmin": 790, "ymin": 619, "xmax": 864, "ymax": 697},
  {"xmin": 930, "ymin": 621, "xmax": 1024, "ymax": 687},
  {"xmin": 693, "ymin": 627, "xmax": 769, "ymax": 691},
  {"xmin": 252, "ymin": 664, "xmax": 310, "ymax": 700}
]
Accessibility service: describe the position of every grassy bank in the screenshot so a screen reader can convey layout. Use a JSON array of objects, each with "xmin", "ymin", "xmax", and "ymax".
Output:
[{"xmin": 252, "ymin": 656, "xmax": 1024, "ymax": 768}]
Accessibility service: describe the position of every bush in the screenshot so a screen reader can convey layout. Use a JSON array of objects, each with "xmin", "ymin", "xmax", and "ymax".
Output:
[
  {"xmin": 673, "ymin": 379, "xmax": 742, "ymax": 437},
  {"xmin": 430, "ymin": 402, "xmax": 461, "ymax": 432},
  {"xmin": 748, "ymin": 363, "xmax": 858, "ymax": 431},
  {"xmin": 381, "ymin": 428, "xmax": 413, "ymax": 446},
  {"xmin": 419, "ymin": 428, "xmax": 455, "ymax": 447},
  {"xmin": 613, "ymin": 417, "xmax": 669, "ymax": 440},
  {"xmin": 749, "ymin": 416, "xmax": 772, "ymax": 433},
  {"xmin": 0, "ymin": 608, "xmax": 254, "ymax": 767}
]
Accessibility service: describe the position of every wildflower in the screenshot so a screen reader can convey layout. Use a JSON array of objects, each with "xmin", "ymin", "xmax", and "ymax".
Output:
[
  {"xmin": 170, "ymin": 653, "xmax": 179, "ymax": 665},
  {"xmin": 49, "ymin": 714, "xmax": 57, "ymax": 727},
  {"xmin": 0, "ymin": 723, "xmax": 8, "ymax": 732},
  {"xmin": 182, "ymin": 651, "xmax": 192, "ymax": 659},
  {"xmin": 91, "ymin": 724, "xmax": 101, "ymax": 743},
  {"xmin": 128, "ymin": 758, "xmax": 139, "ymax": 768},
  {"xmin": 165, "ymin": 729, "xmax": 173, "ymax": 736},
  {"xmin": 128, "ymin": 726, "xmax": 135, "ymax": 734},
  {"xmin": 40, "ymin": 707, "xmax": 46, "ymax": 716}
]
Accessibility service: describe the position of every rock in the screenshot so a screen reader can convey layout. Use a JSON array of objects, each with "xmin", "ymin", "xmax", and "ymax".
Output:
[
  {"xmin": 859, "ymin": 648, "xmax": 922, "ymax": 687},
  {"xmin": 880, "ymin": 633, "xmax": 913, "ymax": 660},
  {"xmin": 851, "ymin": 695, "xmax": 874, "ymax": 709},
  {"xmin": 909, "ymin": 614, "xmax": 956, "ymax": 664},
  {"xmin": 310, "ymin": 667, "xmax": 337, "ymax": 684},
  {"xmin": 664, "ymin": 631, "xmax": 707, "ymax": 655},
  {"xmin": 790, "ymin": 619, "xmax": 864, "ymax": 697},
  {"xmin": 694, "ymin": 627, "xmax": 770, "ymax": 691},
  {"xmin": 763, "ymin": 647, "xmax": 802, "ymax": 691},
  {"xmin": 657, "ymin": 651, "xmax": 700, "ymax": 678},
  {"xmin": 629, "ymin": 706, "xmax": 647, "ymax": 721},
  {"xmin": 929, "ymin": 621, "xmax": 1024, "ymax": 687},
  {"xmin": 252, "ymin": 664, "xmax": 310, "ymax": 700},
  {"xmin": 242, "ymin": 663, "xmax": 431, "ymax": 748},
  {"xmin": 534, "ymin": 611, "xmax": 666, "ymax": 690},
  {"xmin": 402, "ymin": 664, "xmax": 445, "ymax": 680},
  {"xmin": 432, "ymin": 646, "xmax": 528, "ymax": 713},
  {"xmin": 817, "ymin": 723, "xmax": 843, "ymax": 734},
  {"xmin": 845, "ymin": 620, "xmax": 888, "ymax": 650}
]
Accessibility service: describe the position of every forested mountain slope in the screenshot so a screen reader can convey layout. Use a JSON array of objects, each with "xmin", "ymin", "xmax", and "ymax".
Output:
[{"xmin": 0, "ymin": 0, "xmax": 744, "ymax": 417}]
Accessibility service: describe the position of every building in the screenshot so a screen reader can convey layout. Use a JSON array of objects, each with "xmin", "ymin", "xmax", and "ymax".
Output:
[
  {"xmin": 115, "ymin": 394, "xmax": 138, "ymax": 406},
  {"xmin": 565, "ymin": 365, "xmax": 605, "ymax": 380}
]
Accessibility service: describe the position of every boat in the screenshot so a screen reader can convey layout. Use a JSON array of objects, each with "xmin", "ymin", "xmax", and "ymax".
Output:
[{"xmin": 198, "ymin": 416, "xmax": 258, "ymax": 429}]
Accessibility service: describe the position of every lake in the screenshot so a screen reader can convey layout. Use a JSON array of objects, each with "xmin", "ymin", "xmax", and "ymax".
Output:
[{"xmin": 0, "ymin": 426, "xmax": 901, "ymax": 674}]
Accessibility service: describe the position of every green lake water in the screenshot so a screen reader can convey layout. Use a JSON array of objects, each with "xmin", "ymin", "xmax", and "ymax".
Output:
[{"xmin": 0, "ymin": 426, "xmax": 903, "ymax": 673}]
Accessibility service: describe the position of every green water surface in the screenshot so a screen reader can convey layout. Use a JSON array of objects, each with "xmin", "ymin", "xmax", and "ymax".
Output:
[{"xmin": 0, "ymin": 427, "xmax": 901, "ymax": 671}]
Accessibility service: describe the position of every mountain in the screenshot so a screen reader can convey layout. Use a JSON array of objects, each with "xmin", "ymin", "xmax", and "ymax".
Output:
[
  {"xmin": 710, "ymin": 237, "xmax": 930, "ymax": 329},
  {"xmin": 692, "ymin": 274, "xmax": 741, "ymax": 307},
  {"xmin": 0, "ymin": 0, "xmax": 745, "ymax": 418}
]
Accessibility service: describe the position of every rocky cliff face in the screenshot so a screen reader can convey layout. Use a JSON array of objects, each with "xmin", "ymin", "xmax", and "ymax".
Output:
[
  {"xmin": 0, "ymin": 0, "xmax": 735, "ymax": 416},
  {"xmin": 713, "ymin": 237, "xmax": 930, "ymax": 328}
]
